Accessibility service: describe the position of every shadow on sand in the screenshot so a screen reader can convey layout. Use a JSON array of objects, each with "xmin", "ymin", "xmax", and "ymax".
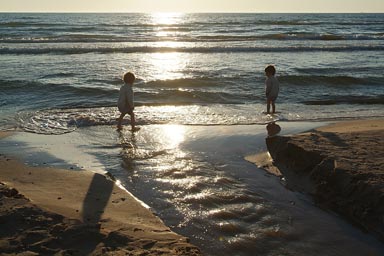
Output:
[{"xmin": 75, "ymin": 129, "xmax": 137, "ymax": 253}]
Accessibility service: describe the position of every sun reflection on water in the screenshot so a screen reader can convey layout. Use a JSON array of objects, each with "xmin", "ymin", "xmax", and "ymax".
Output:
[
  {"xmin": 146, "ymin": 13, "xmax": 191, "ymax": 81},
  {"xmin": 151, "ymin": 12, "xmax": 185, "ymax": 38},
  {"xmin": 151, "ymin": 12, "xmax": 185, "ymax": 25},
  {"xmin": 161, "ymin": 124, "xmax": 185, "ymax": 149},
  {"xmin": 148, "ymin": 52, "xmax": 189, "ymax": 81}
]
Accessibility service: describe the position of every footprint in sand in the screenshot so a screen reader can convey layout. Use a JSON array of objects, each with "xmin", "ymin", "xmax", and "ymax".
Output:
[{"xmin": 111, "ymin": 197, "xmax": 126, "ymax": 204}]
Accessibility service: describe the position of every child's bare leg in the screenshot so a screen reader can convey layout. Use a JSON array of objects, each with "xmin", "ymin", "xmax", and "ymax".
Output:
[
  {"xmin": 130, "ymin": 112, "xmax": 136, "ymax": 130},
  {"xmin": 117, "ymin": 113, "xmax": 125, "ymax": 129},
  {"xmin": 267, "ymin": 99, "xmax": 271, "ymax": 114},
  {"xmin": 272, "ymin": 102, "xmax": 276, "ymax": 114}
]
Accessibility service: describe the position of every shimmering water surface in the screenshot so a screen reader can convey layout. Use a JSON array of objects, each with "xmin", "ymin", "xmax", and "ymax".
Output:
[
  {"xmin": 1, "ymin": 13, "xmax": 383, "ymax": 133},
  {"xmin": 2, "ymin": 123, "xmax": 384, "ymax": 255},
  {"xmin": 1, "ymin": 13, "xmax": 384, "ymax": 255}
]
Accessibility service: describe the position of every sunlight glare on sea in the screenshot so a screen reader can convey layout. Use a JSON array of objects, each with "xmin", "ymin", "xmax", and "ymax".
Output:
[
  {"xmin": 158, "ymin": 124, "xmax": 186, "ymax": 149},
  {"xmin": 151, "ymin": 12, "xmax": 185, "ymax": 25},
  {"xmin": 148, "ymin": 52, "xmax": 189, "ymax": 81}
]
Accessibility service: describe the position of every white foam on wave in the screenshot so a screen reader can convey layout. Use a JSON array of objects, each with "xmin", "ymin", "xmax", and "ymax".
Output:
[{"xmin": 15, "ymin": 103, "xmax": 384, "ymax": 135}]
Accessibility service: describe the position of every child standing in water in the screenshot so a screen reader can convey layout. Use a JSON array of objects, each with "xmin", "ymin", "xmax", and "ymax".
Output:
[
  {"xmin": 264, "ymin": 65, "xmax": 279, "ymax": 114},
  {"xmin": 117, "ymin": 72, "xmax": 138, "ymax": 131}
]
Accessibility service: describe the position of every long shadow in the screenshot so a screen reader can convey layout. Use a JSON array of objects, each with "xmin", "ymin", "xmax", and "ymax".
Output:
[
  {"xmin": 77, "ymin": 129, "xmax": 138, "ymax": 253},
  {"xmin": 315, "ymin": 131, "xmax": 349, "ymax": 148},
  {"xmin": 81, "ymin": 173, "xmax": 114, "ymax": 224},
  {"xmin": 81, "ymin": 129, "xmax": 137, "ymax": 224},
  {"xmin": 0, "ymin": 129, "xmax": 143, "ymax": 254}
]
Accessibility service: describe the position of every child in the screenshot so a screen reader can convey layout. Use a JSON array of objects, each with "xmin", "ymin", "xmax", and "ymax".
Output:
[
  {"xmin": 117, "ymin": 72, "xmax": 138, "ymax": 131},
  {"xmin": 264, "ymin": 65, "xmax": 279, "ymax": 114}
]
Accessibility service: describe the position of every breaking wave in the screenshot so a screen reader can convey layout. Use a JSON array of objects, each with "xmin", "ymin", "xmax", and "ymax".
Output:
[{"xmin": 1, "ymin": 45, "xmax": 384, "ymax": 55}]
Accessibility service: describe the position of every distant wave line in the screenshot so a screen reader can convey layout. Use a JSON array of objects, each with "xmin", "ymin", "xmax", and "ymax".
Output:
[
  {"xmin": 2, "ymin": 19, "xmax": 384, "ymax": 28},
  {"xmin": 2, "ymin": 45, "xmax": 384, "ymax": 55},
  {"xmin": 2, "ymin": 74, "xmax": 382, "ymax": 95},
  {"xmin": 1, "ymin": 32, "xmax": 384, "ymax": 43},
  {"xmin": 303, "ymin": 96, "xmax": 384, "ymax": 105},
  {"xmin": 279, "ymin": 75, "xmax": 383, "ymax": 86}
]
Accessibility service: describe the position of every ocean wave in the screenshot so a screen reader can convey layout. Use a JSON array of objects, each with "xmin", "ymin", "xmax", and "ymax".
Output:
[
  {"xmin": 0, "ymin": 22, "xmax": 30, "ymax": 27},
  {"xmin": 0, "ymin": 21, "xmax": 68, "ymax": 28},
  {"xmin": 294, "ymin": 67, "xmax": 384, "ymax": 74},
  {"xmin": 0, "ymin": 20, "xmax": 318, "ymax": 29},
  {"xmin": 1, "ymin": 77, "xmax": 223, "ymax": 92},
  {"xmin": 0, "ymin": 79, "xmax": 51, "ymax": 91},
  {"xmin": 0, "ymin": 34, "xmax": 127, "ymax": 43},
  {"xmin": 2, "ymin": 32, "xmax": 383, "ymax": 44},
  {"xmin": 196, "ymin": 33, "xmax": 384, "ymax": 41},
  {"xmin": 2, "ymin": 75, "xmax": 382, "ymax": 109},
  {"xmin": 279, "ymin": 75, "xmax": 383, "ymax": 86},
  {"xmin": 302, "ymin": 96, "xmax": 384, "ymax": 105},
  {"xmin": 13, "ymin": 103, "xmax": 384, "ymax": 135},
  {"xmin": 140, "ymin": 89, "xmax": 255, "ymax": 105},
  {"xmin": 2, "ymin": 45, "xmax": 384, "ymax": 55},
  {"xmin": 15, "ymin": 104, "xmax": 285, "ymax": 135},
  {"xmin": 15, "ymin": 106, "xmax": 260, "ymax": 135},
  {"xmin": 5, "ymin": 18, "xmax": 381, "ymax": 30},
  {"xmin": 0, "ymin": 79, "xmax": 119, "ymax": 109},
  {"xmin": 0, "ymin": 79, "xmax": 117, "ymax": 94},
  {"xmin": 40, "ymin": 72, "xmax": 78, "ymax": 79},
  {"xmin": 0, "ymin": 78, "xmax": 257, "ymax": 108},
  {"xmin": 144, "ymin": 78, "xmax": 220, "ymax": 88}
]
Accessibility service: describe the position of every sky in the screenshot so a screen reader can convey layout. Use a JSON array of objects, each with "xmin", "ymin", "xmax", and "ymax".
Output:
[{"xmin": 0, "ymin": 0, "xmax": 383, "ymax": 13}]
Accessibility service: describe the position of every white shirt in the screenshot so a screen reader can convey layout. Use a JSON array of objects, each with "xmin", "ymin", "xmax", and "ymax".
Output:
[
  {"xmin": 265, "ymin": 76, "xmax": 279, "ymax": 98},
  {"xmin": 118, "ymin": 83, "xmax": 134, "ymax": 111}
]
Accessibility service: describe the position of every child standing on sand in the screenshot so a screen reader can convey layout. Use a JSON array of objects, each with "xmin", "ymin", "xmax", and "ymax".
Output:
[
  {"xmin": 264, "ymin": 65, "xmax": 279, "ymax": 114},
  {"xmin": 117, "ymin": 72, "xmax": 138, "ymax": 131}
]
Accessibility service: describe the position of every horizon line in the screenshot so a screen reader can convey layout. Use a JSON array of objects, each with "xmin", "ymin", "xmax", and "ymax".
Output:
[{"xmin": 1, "ymin": 11, "xmax": 383, "ymax": 14}]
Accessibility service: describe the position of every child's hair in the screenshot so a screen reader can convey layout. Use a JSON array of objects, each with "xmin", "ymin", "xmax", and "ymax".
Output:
[
  {"xmin": 265, "ymin": 65, "xmax": 276, "ymax": 75},
  {"xmin": 123, "ymin": 72, "xmax": 135, "ymax": 84}
]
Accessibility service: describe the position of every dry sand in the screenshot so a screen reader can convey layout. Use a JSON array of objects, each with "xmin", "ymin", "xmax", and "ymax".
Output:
[
  {"xmin": 258, "ymin": 119, "xmax": 384, "ymax": 242},
  {"xmin": 0, "ymin": 143, "xmax": 201, "ymax": 255}
]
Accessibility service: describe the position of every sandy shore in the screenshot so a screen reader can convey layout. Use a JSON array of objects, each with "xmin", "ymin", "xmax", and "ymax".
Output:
[
  {"xmin": 0, "ymin": 144, "xmax": 201, "ymax": 255},
  {"xmin": 259, "ymin": 119, "xmax": 384, "ymax": 241}
]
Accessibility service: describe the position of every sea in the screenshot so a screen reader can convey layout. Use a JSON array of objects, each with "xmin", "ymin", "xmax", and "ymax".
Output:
[{"xmin": 1, "ymin": 13, "xmax": 384, "ymax": 255}]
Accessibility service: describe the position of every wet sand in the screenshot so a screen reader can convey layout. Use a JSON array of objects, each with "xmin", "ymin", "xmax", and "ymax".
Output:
[
  {"xmin": 2, "ymin": 120, "xmax": 384, "ymax": 255},
  {"xmin": 258, "ymin": 119, "xmax": 384, "ymax": 241},
  {"xmin": 0, "ymin": 144, "xmax": 201, "ymax": 255}
]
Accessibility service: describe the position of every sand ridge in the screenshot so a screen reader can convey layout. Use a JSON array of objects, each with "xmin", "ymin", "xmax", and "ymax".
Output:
[{"xmin": 262, "ymin": 119, "xmax": 384, "ymax": 241}]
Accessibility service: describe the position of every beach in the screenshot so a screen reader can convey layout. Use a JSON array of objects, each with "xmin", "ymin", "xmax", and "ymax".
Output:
[
  {"xmin": 1, "ymin": 12, "xmax": 384, "ymax": 255},
  {"xmin": 1, "ymin": 120, "xmax": 384, "ymax": 255},
  {"xmin": 0, "ymin": 136, "xmax": 201, "ymax": 255},
  {"xmin": 260, "ymin": 119, "xmax": 384, "ymax": 242}
]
